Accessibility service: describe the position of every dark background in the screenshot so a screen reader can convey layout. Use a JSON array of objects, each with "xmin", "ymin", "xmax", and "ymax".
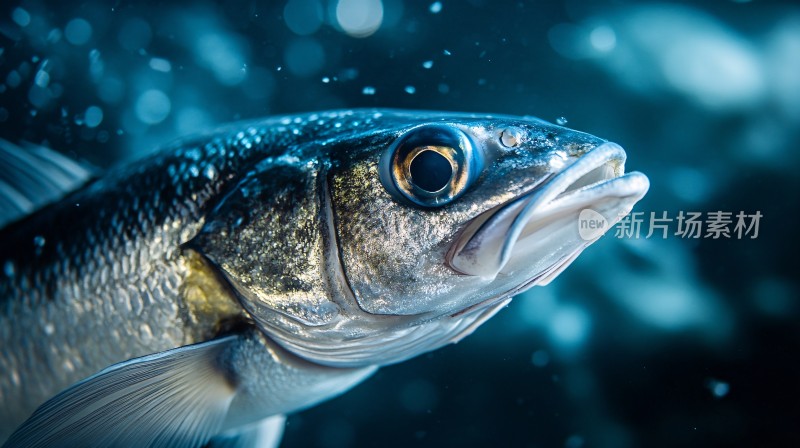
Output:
[{"xmin": 1, "ymin": 0, "xmax": 798, "ymax": 446}]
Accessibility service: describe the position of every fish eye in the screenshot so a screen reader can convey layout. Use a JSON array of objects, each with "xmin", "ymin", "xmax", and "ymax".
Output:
[
  {"xmin": 380, "ymin": 124, "xmax": 482, "ymax": 207},
  {"xmin": 407, "ymin": 146, "xmax": 454, "ymax": 192}
]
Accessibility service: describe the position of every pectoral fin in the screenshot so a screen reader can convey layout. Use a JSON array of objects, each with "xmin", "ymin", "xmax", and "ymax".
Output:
[
  {"xmin": 0, "ymin": 138, "xmax": 97, "ymax": 228},
  {"xmin": 3, "ymin": 336, "xmax": 239, "ymax": 448},
  {"xmin": 205, "ymin": 415, "xmax": 285, "ymax": 448}
]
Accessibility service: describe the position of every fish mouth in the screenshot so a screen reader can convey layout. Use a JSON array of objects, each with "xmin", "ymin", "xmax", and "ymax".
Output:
[{"xmin": 446, "ymin": 142, "xmax": 649, "ymax": 279}]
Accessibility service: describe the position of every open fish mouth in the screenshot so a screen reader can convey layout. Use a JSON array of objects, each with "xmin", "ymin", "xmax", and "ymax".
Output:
[{"xmin": 446, "ymin": 142, "xmax": 649, "ymax": 279}]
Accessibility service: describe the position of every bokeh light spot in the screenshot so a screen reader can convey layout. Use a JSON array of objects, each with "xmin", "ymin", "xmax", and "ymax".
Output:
[
  {"xmin": 85, "ymin": 106, "xmax": 104, "ymax": 128},
  {"xmin": 12, "ymin": 8, "xmax": 31, "ymax": 27},
  {"xmin": 118, "ymin": 18, "xmax": 152, "ymax": 52},
  {"xmin": 135, "ymin": 89, "xmax": 171, "ymax": 125},
  {"xmin": 65, "ymin": 18, "xmax": 92, "ymax": 46},
  {"xmin": 284, "ymin": 0, "xmax": 324, "ymax": 36},
  {"xmin": 284, "ymin": 38, "xmax": 325, "ymax": 77},
  {"xmin": 336, "ymin": 0, "xmax": 384, "ymax": 38}
]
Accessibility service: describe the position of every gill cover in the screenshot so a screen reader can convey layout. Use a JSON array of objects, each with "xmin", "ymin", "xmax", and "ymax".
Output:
[
  {"xmin": 379, "ymin": 124, "xmax": 484, "ymax": 208},
  {"xmin": 186, "ymin": 161, "xmax": 339, "ymax": 329}
]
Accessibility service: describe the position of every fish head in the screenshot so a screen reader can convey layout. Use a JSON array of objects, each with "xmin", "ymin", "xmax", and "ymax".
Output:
[
  {"xmin": 324, "ymin": 114, "xmax": 649, "ymax": 365},
  {"xmin": 191, "ymin": 111, "xmax": 648, "ymax": 367}
]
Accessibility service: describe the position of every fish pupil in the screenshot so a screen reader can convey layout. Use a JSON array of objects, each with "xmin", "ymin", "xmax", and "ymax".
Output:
[{"xmin": 409, "ymin": 149, "xmax": 452, "ymax": 192}]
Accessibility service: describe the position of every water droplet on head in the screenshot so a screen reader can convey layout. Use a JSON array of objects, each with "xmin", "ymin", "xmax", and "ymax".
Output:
[
  {"xmin": 556, "ymin": 116, "xmax": 568, "ymax": 126},
  {"xmin": 500, "ymin": 127, "xmax": 523, "ymax": 148}
]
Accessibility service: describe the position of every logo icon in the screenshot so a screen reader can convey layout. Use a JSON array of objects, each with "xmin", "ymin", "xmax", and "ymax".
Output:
[{"xmin": 578, "ymin": 208, "xmax": 608, "ymax": 241}]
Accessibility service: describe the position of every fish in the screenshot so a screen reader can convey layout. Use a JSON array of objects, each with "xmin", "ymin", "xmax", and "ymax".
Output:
[{"xmin": 0, "ymin": 109, "xmax": 648, "ymax": 447}]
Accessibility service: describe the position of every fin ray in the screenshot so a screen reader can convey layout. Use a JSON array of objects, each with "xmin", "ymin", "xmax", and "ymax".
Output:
[
  {"xmin": 0, "ymin": 139, "xmax": 96, "ymax": 228},
  {"xmin": 206, "ymin": 415, "xmax": 285, "ymax": 448},
  {"xmin": 3, "ymin": 336, "xmax": 239, "ymax": 448}
]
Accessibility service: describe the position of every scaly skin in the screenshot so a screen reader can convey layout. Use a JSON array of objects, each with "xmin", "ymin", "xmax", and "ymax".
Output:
[
  {"xmin": 0, "ymin": 110, "xmax": 450, "ymax": 439},
  {"xmin": 1, "ymin": 110, "xmax": 638, "ymax": 444}
]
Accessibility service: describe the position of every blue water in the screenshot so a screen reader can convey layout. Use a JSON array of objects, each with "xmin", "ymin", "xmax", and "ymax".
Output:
[{"xmin": 1, "ymin": 1, "xmax": 798, "ymax": 446}]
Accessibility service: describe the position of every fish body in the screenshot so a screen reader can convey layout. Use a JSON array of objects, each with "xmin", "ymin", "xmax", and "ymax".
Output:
[{"xmin": 0, "ymin": 109, "xmax": 648, "ymax": 446}]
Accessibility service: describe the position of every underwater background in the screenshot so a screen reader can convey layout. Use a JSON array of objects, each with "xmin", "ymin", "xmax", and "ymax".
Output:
[{"xmin": 0, "ymin": 0, "xmax": 798, "ymax": 447}]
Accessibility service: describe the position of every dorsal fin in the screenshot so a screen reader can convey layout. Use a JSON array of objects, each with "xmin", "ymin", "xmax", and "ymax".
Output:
[{"xmin": 0, "ymin": 139, "xmax": 97, "ymax": 228}]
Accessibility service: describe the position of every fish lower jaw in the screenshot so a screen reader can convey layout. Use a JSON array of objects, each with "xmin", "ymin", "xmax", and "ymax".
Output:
[
  {"xmin": 498, "ymin": 170, "xmax": 649, "ymax": 277},
  {"xmin": 447, "ymin": 142, "xmax": 649, "ymax": 279}
]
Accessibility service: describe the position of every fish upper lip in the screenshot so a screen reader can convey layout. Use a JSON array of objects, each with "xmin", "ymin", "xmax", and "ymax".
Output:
[{"xmin": 446, "ymin": 142, "xmax": 649, "ymax": 277}]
